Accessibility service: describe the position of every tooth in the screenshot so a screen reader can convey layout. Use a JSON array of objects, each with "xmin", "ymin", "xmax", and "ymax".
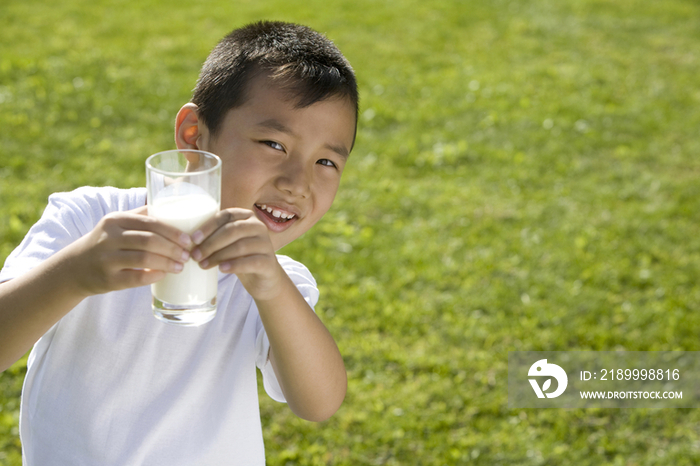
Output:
[
  {"xmin": 266, "ymin": 207, "xmax": 273, "ymax": 213},
  {"xmin": 260, "ymin": 204, "xmax": 267, "ymax": 210},
  {"xmin": 272, "ymin": 210, "xmax": 282, "ymax": 218}
]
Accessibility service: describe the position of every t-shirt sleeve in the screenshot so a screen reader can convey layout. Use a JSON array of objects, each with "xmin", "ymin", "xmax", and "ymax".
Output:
[
  {"xmin": 0, "ymin": 192, "xmax": 93, "ymax": 283},
  {"xmin": 254, "ymin": 255, "xmax": 320, "ymax": 403}
]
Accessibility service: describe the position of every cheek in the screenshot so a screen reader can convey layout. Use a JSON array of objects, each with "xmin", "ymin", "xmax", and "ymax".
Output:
[
  {"xmin": 313, "ymin": 182, "xmax": 340, "ymax": 216},
  {"xmin": 220, "ymin": 162, "xmax": 268, "ymax": 209},
  {"xmin": 220, "ymin": 167, "xmax": 247, "ymax": 208}
]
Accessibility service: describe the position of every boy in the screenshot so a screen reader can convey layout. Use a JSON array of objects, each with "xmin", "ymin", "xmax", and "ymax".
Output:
[{"xmin": 0, "ymin": 21, "xmax": 357, "ymax": 465}]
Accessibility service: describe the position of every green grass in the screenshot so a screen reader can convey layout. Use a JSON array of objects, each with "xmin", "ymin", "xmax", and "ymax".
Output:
[{"xmin": 3, "ymin": 0, "xmax": 700, "ymax": 464}]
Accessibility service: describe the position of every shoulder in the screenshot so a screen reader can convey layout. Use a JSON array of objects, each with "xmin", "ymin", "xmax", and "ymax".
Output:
[
  {"xmin": 31, "ymin": 186, "xmax": 146, "ymax": 236},
  {"xmin": 48, "ymin": 186, "xmax": 146, "ymax": 215},
  {"xmin": 275, "ymin": 255, "xmax": 316, "ymax": 285},
  {"xmin": 46, "ymin": 186, "xmax": 146, "ymax": 229},
  {"xmin": 275, "ymin": 255, "xmax": 319, "ymax": 306}
]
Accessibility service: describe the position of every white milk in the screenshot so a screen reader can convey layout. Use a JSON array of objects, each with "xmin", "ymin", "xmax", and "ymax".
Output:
[{"xmin": 149, "ymin": 193, "xmax": 219, "ymax": 305}]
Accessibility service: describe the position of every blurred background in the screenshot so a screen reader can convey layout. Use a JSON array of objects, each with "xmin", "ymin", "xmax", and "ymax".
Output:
[{"xmin": 2, "ymin": 0, "xmax": 700, "ymax": 464}]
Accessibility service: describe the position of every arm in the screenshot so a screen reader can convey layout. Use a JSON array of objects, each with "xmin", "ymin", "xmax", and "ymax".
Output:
[
  {"xmin": 0, "ymin": 242, "xmax": 90, "ymax": 372},
  {"xmin": 192, "ymin": 209, "xmax": 347, "ymax": 422},
  {"xmin": 0, "ymin": 207, "xmax": 191, "ymax": 372},
  {"xmin": 256, "ymin": 267, "xmax": 347, "ymax": 422}
]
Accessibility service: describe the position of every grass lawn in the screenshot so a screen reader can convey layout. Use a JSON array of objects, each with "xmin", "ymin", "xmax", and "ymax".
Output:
[{"xmin": 2, "ymin": 0, "xmax": 700, "ymax": 464}]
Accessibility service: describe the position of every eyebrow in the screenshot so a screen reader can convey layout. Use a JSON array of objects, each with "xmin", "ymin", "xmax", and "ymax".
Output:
[
  {"xmin": 255, "ymin": 118, "xmax": 350, "ymax": 160},
  {"xmin": 256, "ymin": 118, "xmax": 293, "ymax": 135}
]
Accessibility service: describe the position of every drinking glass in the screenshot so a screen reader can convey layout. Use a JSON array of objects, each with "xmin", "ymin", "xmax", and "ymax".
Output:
[{"xmin": 146, "ymin": 149, "xmax": 221, "ymax": 326}]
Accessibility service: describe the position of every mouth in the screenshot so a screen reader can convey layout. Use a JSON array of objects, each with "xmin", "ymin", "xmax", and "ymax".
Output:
[
  {"xmin": 254, "ymin": 203, "xmax": 299, "ymax": 232},
  {"xmin": 255, "ymin": 204, "xmax": 296, "ymax": 222}
]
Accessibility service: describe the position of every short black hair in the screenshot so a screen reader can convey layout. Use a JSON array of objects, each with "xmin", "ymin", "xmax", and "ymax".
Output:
[{"xmin": 192, "ymin": 21, "xmax": 359, "ymax": 140}]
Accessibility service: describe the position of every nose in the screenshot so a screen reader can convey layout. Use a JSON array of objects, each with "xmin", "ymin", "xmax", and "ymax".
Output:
[{"xmin": 275, "ymin": 157, "xmax": 311, "ymax": 198}]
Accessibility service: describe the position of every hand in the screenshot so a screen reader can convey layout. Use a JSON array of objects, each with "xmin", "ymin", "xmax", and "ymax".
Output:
[
  {"xmin": 70, "ymin": 206, "xmax": 192, "ymax": 296},
  {"xmin": 190, "ymin": 208, "xmax": 285, "ymax": 301}
]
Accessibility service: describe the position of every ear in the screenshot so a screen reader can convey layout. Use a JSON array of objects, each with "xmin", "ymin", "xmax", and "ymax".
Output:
[{"xmin": 175, "ymin": 103, "xmax": 207, "ymax": 150}]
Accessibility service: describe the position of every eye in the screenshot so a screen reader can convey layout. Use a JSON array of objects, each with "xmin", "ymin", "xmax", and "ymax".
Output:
[
  {"xmin": 317, "ymin": 159, "xmax": 338, "ymax": 169},
  {"xmin": 262, "ymin": 141, "xmax": 285, "ymax": 151}
]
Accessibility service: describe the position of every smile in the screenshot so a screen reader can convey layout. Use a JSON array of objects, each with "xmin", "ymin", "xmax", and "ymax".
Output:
[{"xmin": 255, "ymin": 204, "xmax": 296, "ymax": 222}]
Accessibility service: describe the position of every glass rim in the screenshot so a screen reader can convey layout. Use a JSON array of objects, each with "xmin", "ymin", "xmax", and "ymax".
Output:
[{"xmin": 146, "ymin": 149, "xmax": 221, "ymax": 177}]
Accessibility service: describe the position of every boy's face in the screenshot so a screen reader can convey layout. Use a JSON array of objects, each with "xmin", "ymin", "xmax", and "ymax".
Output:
[{"xmin": 189, "ymin": 75, "xmax": 356, "ymax": 251}]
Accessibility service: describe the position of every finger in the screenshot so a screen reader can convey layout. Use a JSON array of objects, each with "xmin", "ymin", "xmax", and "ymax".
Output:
[
  {"xmin": 120, "ymin": 230, "xmax": 191, "ymax": 263},
  {"xmin": 192, "ymin": 217, "xmax": 267, "ymax": 262},
  {"xmin": 191, "ymin": 208, "xmax": 254, "ymax": 245},
  {"xmin": 217, "ymin": 254, "xmax": 274, "ymax": 275},
  {"xmin": 114, "ymin": 269, "xmax": 168, "ymax": 289},
  {"xmin": 111, "ymin": 250, "xmax": 185, "ymax": 274},
  {"xmin": 131, "ymin": 205, "xmax": 149, "ymax": 216},
  {"xmin": 104, "ymin": 212, "xmax": 193, "ymax": 249},
  {"xmin": 199, "ymin": 236, "xmax": 271, "ymax": 269}
]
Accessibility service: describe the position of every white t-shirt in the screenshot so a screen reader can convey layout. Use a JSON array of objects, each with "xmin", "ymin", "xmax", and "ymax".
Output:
[{"xmin": 0, "ymin": 186, "xmax": 320, "ymax": 466}]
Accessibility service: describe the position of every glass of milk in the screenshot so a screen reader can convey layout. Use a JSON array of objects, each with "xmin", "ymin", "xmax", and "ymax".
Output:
[{"xmin": 146, "ymin": 149, "xmax": 221, "ymax": 326}]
